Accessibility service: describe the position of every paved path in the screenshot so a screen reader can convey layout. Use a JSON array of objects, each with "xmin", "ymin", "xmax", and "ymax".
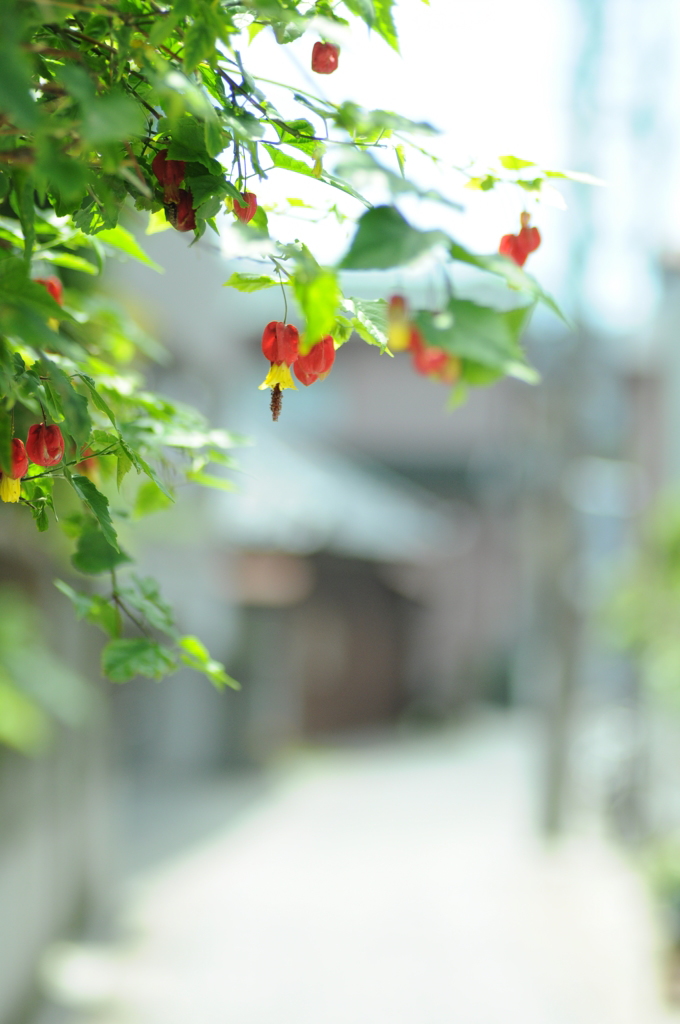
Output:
[{"xmin": 50, "ymin": 715, "xmax": 678, "ymax": 1024}]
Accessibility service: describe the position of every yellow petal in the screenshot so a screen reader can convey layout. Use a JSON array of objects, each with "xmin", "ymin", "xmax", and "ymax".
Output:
[
  {"xmin": 258, "ymin": 362, "xmax": 297, "ymax": 391},
  {"xmin": 388, "ymin": 323, "xmax": 411, "ymax": 352},
  {"xmin": 0, "ymin": 476, "xmax": 21, "ymax": 503}
]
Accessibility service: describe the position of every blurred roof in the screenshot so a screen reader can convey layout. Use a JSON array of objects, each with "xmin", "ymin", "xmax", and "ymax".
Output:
[{"xmin": 209, "ymin": 434, "xmax": 455, "ymax": 563}]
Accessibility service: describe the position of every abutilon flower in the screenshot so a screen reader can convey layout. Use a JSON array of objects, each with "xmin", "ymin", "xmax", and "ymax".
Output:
[
  {"xmin": 311, "ymin": 41, "xmax": 339, "ymax": 74},
  {"xmin": 387, "ymin": 295, "xmax": 411, "ymax": 352},
  {"xmin": 259, "ymin": 321, "xmax": 300, "ymax": 420},
  {"xmin": 409, "ymin": 328, "xmax": 461, "ymax": 383},
  {"xmin": 26, "ymin": 423, "xmax": 64, "ymax": 467},
  {"xmin": 0, "ymin": 439, "xmax": 28, "ymax": 503},
  {"xmin": 165, "ymin": 189, "xmax": 196, "ymax": 232},
  {"xmin": 233, "ymin": 192, "xmax": 258, "ymax": 224},
  {"xmin": 294, "ymin": 335, "xmax": 335, "ymax": 386},
  {"xmin": 152, "ymin": 150, "xmax": 186, "ymax": 202},
  {"xmin": 499, "ymin": 212, "xmax": 541, "ymax": 267},
  {"xmin": 35, "ymin": 276, "xmax": 63, "ymax": 305}
]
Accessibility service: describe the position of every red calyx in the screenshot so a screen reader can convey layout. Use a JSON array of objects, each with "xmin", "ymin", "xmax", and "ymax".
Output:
[
  {"xmin": 294, "ymin": 335, "xmax": 335, "ymax": 386},
  {"xmin": 35, "ymin": 276, "xmax": 63, "ymax": 306},
  {"xmin": 311, "ymin": 41, "xmax": 339, "ymax": 74},
  {"xmin": 152, "ymin": 150, "xmax": 185, "ymax": 187},
  {"xmin": 26, "ymin": 423, "xmax": 65, "ymax": 467},
  {"xmin": 261, "ymin": 321, "xmax": 300, "ymax": 365},
  {"xmin": 175, "ymin": 189, "xmax": 196, "ymax": 232},
  {"xmin": 8, "ymin": 438, "xmax": 28, "ymax": 479},
  {"xmin": 234, "ymin": 192, "xmax": 258, "ymax": 224},
  {"xmin": 499, "ymin": 214, "xmax": 541, "ymax": 267}
]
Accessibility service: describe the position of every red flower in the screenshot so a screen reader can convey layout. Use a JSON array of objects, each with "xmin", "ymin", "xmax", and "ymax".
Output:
[
  {"xmin": 294, "ymin": 336, "xmax": 335, "ymax": 386},
  {"xmin": 311, "ymin": 42, "xmax": 339, "ymax": 74},
  {"xmin": 151, "ymin": 150, "xmax": 185, "ymax": 187},
  {"xmin": 0, "ymin": 439, "xmax": 28, "ymax": 503},
  {"xmin": 175, "ymin": 189, "xmax": 196, "ymax": 232},
  {"xmin": 35, "ymin": 276, "xmax": 63, "ymax": 306},
  {"xmin": 26, "ymin": 423, "xmax": 65, "ymax": 467},
  {"xmin": 261, "ymin": 321, "xmax": 299, "ymax": 366},
  {"xmin": 234, "ymin": 192, "xmax": 258, "ymax": 224},
  {"xmin": 499, "ymin": 212, "xmax": 541, "ymax": 267},
  {"xmin": 409, "ymin": 328, "xmax": 461, "ymax": 382},
  {"xmin": 9, "ymin": 439, "xmax": 28, "ymax": 479}
]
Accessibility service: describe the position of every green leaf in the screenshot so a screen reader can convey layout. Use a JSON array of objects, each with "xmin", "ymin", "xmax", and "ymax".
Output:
[
  {"xmin": 0, "ymin": 406, "xmax": 12, "ymax": 476},
  {"xmin": 373, "ymin": 0, "xmax": 399, "ymax": 50},
  {"xmin": 293, "ymin": 268, "xmax": 340, "ymax": 348},
  {"xmin": 224, "ymin": 272, "xmax": 278, "ymax": 292},
  {"xmin": 55, "ymin": 581, "xmax": 121, "ymax": 638},
  {"xmin": 15, "ymin": 173, "xmax": 35, "ymax": 262},
  {"xmin": 69, "ymin": 475, "xmax": 118, "ymax": 550},
  {"xmin": 178, "ymin": 634, "xmax": 240, "ymax": 690},
  {"xmin": 343, "ymin": 0, "xmax": 376, "ymax": 26},
  {"xmin": 81, "ymin": 91, "xmax": 145, "ymax": 145},
  {"xmin": 77, "ymin": 374, "xmax": 118, "ymax": 429},
  {"xmin": 40, "ymin": 251, "xmax": 98, "ymax": 275},
  {"xmin": 119, "ymin": 576, "xmax": 175, "ymax": 634},
  {"xmin": 134, "ymin": 479, "xmax": 174, "ymax": 517},
  {"xmin": 341, "ymin": 297, "xmax": 388, "ymax": 348},
  {"xmin": 448, "ymin": 241, "xmax": 569, "ymax": 324},
  {"xmin": 71, "ymin": 523, "xmax": 131, "ymax": 575},
  {"xmin": 339, "ymin": 206, "xmax": 448, "ymax": 270},
  {"xmin": 102, "ymin": 638, "xmax": 177, "ymax": 683},
  {"xmin": 498, "ymin": 154, "xmax": 536, "ymax": 170},
  {"xmin": 186, "ymin": 469, "xmax": 236, "ymax": 491},
  {"xmin": 0, "ymin": 676, "xmax": 49, "ymax": 754},
  {"xmin": 184, "ymin": 17, "xmax": 216, "ymax": 71},
  {"xmin": 96, "ymin": 226, "xmax": 163, "ymax": 272},
  {"xmin": 414, "ymin": 298, "xmax": 535, "ymax": 373},
  {"xmin": 263, "ymin": 143, "xmax": 315, "ymax": 177}
]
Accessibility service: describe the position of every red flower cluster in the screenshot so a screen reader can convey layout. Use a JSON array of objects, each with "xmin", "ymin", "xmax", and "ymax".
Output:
[
  {"xmin": 0, "ymin": 424, "xmax": 65, "ymax": 503},
  {"xmin": 151, "ymin": 149, "xmax": 196, "ymax": 232},
  {"xmin": 387, "ymin": 296, "xmax": 461, "ymax": 384},
  {"xmin": 259, "ymin": 321, "xmax": 336, "ymax": 419},
  {"xmin": 498, "ymin": 212, "xmax": 541, "ymax": 267},
  {"xmin": 233, "ymin": 192, "xmax": 258, "ymax": 224},
  {"xmin": 312, "ymin": 42, "xmax": 339, "ymax": 74}
]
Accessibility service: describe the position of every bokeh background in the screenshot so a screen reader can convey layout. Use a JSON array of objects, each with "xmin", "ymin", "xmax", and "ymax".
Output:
[{"xmin": 5, "ymin": 0, "xmax": 680, "ymax": 1021}]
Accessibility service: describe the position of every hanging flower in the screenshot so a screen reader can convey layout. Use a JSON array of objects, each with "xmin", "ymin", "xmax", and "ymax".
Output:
[
  {"xmin": 259, "ymin": 321, "xmax": 300, "ymax": 420},
  {"xmin": 0, "ymin": 439, "xmax": 28, "ymax": 503},
  {"xmin": 165, "ymin": 189, "xmax": 196, "ymax": 232},
  {"xmin": 233, "ymin": 192, "xmax": 258, "ymax": 224},
  {"xmin": 499, "ymin": 212, "xmax": 541, "ymax": 267},
  {"xmin": 311, "ymin": 41, "xmax": 340, "ymax": 74},
  {"xmin": 387, "ymin": 295, "xmax": 412, "ymax": 352},
  {"xmin": 294, "ymin": 335, "xmax": 335, "ymax": 386},
  {"xmin": 35, "ymin": 276, "xmax": 63, "ymax": 305},
  {"xmin": 151, "ymin": 149, "xmax": 186, "ymax": 203},
  {"xmin": 26, "ymin": 423, "xmax": 64, "ymax": 467},
  {"xmin": 409, "ymin": 328, "xmax": 461, "ymax": 383}
]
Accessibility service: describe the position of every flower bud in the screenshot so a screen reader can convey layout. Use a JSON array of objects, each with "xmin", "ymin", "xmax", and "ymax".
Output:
[
  {"xmin": 311, "ymin": 42, "xmax": 339, "ymax": 74},
  {"xmin": 26, "ymin": 423, "xmax": 64, "ymax": 467},
  {"xmin": 294, "ymin": 336, "xmax": 335, "ymax": 386},
  {"xmin": 34, "ymin": 276, "xmax": 63, "ymax": 306},
  {"xmin": 499, "ymin": 213, "xmax": 541, "ymax": 267},
  {"xmin": 175, "ymin": 189, "xmax": 196, "ymax": 232},
  {"xmin": 261, "ymin": 322, "xmax": 299, "ymax": 366},
  {"xmin": 234, "ymin": 192, "xmax": 258, "ymax": 224}
]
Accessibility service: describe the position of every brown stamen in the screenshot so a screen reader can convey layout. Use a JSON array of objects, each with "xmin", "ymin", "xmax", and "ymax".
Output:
[{"xmin": 270, "ymin": 384, "xmax": 282, "ymax": 421}]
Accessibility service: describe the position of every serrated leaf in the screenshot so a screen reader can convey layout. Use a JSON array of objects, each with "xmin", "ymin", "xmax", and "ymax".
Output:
[
  {"xmin": 71, "ymin": 523, "xmax": 131, "ymax": 575},
  {"xmin": 70, "ymin": 475, "xmax": 118, "ymax": 550},
  {"xmin": 102, "ymin": 638, "xmax": 177, "ymax": 683},
  {"xmin": 178, "ymin": 634, "xmax": 239, "ymax": 689}
]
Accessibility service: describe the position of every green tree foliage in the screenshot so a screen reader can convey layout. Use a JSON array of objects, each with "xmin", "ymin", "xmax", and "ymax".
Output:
[{"xmin": 0, "ymin": 0, "xmax": 562, "ymax": 689}]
